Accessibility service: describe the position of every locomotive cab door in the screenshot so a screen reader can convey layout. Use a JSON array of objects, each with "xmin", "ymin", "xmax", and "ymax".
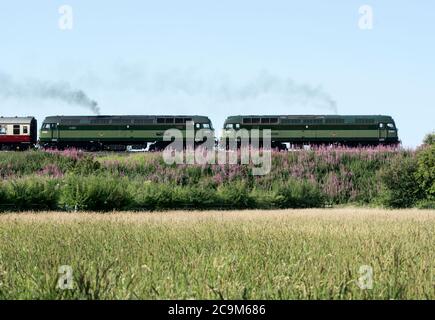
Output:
[
  {"xmin": 378, "ymin": 123, "xmax": 388, "ymax": 142},
  {"xmin": 50, "ymin": 123, "xmax": 59, "ymax": 141}
]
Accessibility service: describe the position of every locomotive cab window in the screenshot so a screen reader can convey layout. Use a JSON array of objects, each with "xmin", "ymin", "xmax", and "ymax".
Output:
[
  {"xmin": 387, "ymin": 123, "xmax": 395, "ymax": 129},
  {"xmin": 225, "ymin": 124, "xmax": 234, "ymax": 129},
  {"xmin": 235, "ymin": 123, "xmax": 240, "ymax": 129},
  {"xmin": 379, "ymin": 123, "xmax": 385, "ymax": 128},
  {"xmin": 202, "ymin": 123, "xmax": 211, "ymax": 129},
  {"xmin": 13, "ymin": 125, "xmax": 20, "ymax": 135}
]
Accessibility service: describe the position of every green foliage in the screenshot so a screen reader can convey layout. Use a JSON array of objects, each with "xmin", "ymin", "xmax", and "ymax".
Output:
[
  {"xmin": 0, "ymin": 181, "xmax": 8, "ymax": 205},
  {"xmin": 131, "ymin": 182, "xmax": 177, "ymax": 210},
  {"xmin": 415, "ymin": 144, "xmax": 435, "ymax": 200},
  {"xmin": 0, "ymin": 177, "xmax": 59, "ymax": 211},
  {"xmin": 274, "ymin": 180, "xmax": 325, "ymax": 208},
  {"xmin": 423, "ymin": 132, "xmax": 435, "ymax": 146},
  {"xmin": 217, "ymin": 181, "xmax": 254, "ymax": 209},
  {"xmin": 0, "ymin": 148, "xmax": 432, "ymax": 211},
  {"xmin": 379, "ymin": 155, "xmax": 424, "ymax": 208},
  {"xmin": 416, "ymin": 199, "xmax": 435, "ymax": 209},
  {"xmin": 60, "ymin": 175, "xmax": 132, "ymax": 211}
]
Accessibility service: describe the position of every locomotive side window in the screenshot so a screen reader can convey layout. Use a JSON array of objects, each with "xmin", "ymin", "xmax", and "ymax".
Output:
[
  {"xmin": 13, "ymin": 125, "xmax": 20, "ymax": 135},
  {"xmin": 0, "ymin": 126, "xmax": 6, "ymax": 135},
  {"xmin": 379, "ymin": 123, "xmax": 384, "ymax": 128}
]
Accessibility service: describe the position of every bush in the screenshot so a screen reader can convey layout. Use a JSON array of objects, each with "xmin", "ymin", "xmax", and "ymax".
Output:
[
  {"xmin": 274, "ymin": 179, "xmax": 325, "ymax": 208},
  {"xmin": 423, "ymin": 132, "xmax": 435, "ymax": 146},
  {"xmin": 379, "ymin": 155, "xmax": 424, "ymax": 208},
  {"xmin": 416, "ymin": 199, "xmax": 435, "ymax": 209},
  {"xmin": 2, "ymin": 177, "xmax": 59, "ymax": 211},
  {"xmin": 415, "ymin": 144, "xmax": 435, "ymax": 200},
  {"xmin": 131, "ymin": 182, "xmax": 177, "ymax": 210},
  {"xmin": 217, "ymin": 181, "xmax": 254, "ymax": 209},
  {"xmin": 248, "ymin": 189, "xmax": 277, "ymax": 209},
  {"xmin": 177, "ymin": 186, "xmax": 219, "ymax": 209},
  {"xmin": 0, "ymin": 181, "xmax": 8, "ymax": 207},
  {"xmin": 60, "ymin": 175, "xmax": 132, "ymax": 211}
]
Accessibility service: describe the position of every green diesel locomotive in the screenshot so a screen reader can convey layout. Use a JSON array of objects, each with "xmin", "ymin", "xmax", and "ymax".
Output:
[
  {"xmin": 222, "ymin": 115, "xmax": 399, "ymax": 149},
  {"xmin": 40, "ymin": 115, "xmax": 214, "ymax": 151}
]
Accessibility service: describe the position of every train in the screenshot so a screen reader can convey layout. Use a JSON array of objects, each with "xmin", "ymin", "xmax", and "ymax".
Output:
[
  {"xmin": 0, "ymin": 114, "xmax": 399, "ymax": 151},
  {"xmin": 39, "ymin": 115, "xmax": 214, "ymax": 151},
  {"xmin": 0, "ymin": 117, "xmax": 38, "ymax": 150},
  {"xmin": 222, "ymin": 115, "xmax": 400, "ymax": 149}
]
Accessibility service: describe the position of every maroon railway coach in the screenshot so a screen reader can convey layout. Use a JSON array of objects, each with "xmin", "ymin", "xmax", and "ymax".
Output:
[{"xmin": 0, "ymin": 117, "xmax": 37, "ymax": 150}]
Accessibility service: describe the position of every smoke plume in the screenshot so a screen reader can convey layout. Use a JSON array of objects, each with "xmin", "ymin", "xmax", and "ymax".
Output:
[
  {"xmin": 112, "ymin": 67, "xmax": 338, "ymax": 114},
  {"xmin": 0, "ymin": 72, "xmax": 100, "ymax": 114}
]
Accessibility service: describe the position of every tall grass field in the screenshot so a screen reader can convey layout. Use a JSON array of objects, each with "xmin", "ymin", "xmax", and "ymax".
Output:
[{"xmin": 0, "ymin": 209, "xmax": 433, "ymax": 300}]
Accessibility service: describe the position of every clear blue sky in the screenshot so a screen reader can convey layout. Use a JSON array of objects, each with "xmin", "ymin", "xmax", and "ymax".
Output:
[{"xmin": 0, "ymin": 1, "xmax": 434, "ymax": 147}]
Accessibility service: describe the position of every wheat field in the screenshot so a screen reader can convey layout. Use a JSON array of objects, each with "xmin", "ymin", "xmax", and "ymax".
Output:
[{"xmin": 0, "ymin": 208, "xmax": 434, "ymax": 299}]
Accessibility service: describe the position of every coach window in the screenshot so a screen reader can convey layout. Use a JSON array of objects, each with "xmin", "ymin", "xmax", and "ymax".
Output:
[
  {"xmin": 0, "ymin": 126, "xmax": 6, "ymax": 135},
  {"xmin": 23, "ymin": 126, "xmax": 28, "ymax": 134},
  {"xmin": 252, "ymin": 118, "xmax": 260, "ymax": 124},
  {"xmin": 13, "ymin": 125, "xmax": 20, "ymax": 135}
]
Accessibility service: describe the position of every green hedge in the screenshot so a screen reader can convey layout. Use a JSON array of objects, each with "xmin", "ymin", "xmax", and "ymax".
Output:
[
  {"xmin": 0, "ymin": 177, "xmax": 59, "ymax": 211},
  {"xmin": 0, "ymin": 175, "xmax": 327, "ymax": 212}
]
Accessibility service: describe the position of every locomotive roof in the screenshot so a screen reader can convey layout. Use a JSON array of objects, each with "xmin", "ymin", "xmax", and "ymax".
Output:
[
  {"xmin": 0, "ymin": 116, "xmax": 36, "ymax": 124},
  {"xmin": 43, "ymin": 115, "xmax": 211, "ymax": 123},
  {"xmin": 225, "ymin": 115, "xmax": 395, "ymax": 123}
]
